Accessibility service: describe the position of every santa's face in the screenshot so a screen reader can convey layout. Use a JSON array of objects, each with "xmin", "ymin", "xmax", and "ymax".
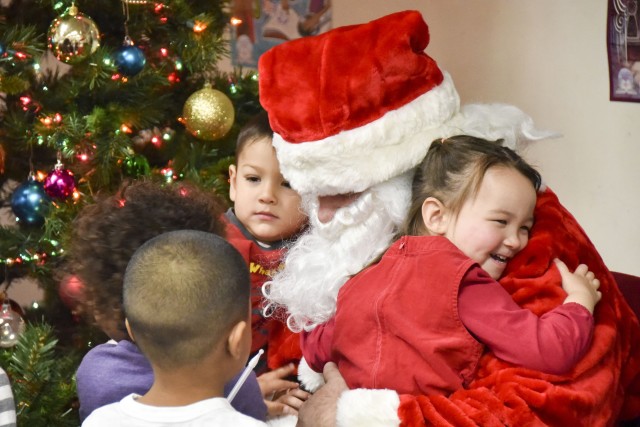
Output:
[
  {"xmin": 316, "ymin": 193, "xmax": 363, "ymax": 224},
  {"xmin": 263, "ymin": 172, "xmax": 413, "ymax": 331}
]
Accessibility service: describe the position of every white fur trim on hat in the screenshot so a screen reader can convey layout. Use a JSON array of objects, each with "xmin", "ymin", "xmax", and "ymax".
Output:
[
  {"xmin": 273, "ymin": 72, "xmax": 460, "ymax": 196},
  {"xmin": 336, "ymin": 389, "xmax": 401, "ymax": 427}
]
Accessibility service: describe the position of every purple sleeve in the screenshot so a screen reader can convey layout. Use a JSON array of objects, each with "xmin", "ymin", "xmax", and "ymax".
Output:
[
  {"xmin": 225, "ymin": 370, "xmax": 267, "ymax": 421},
  {"xmin": 300, "ymin": 316, "xmax": 336, "ymax": 372},
  {"xmin": 458, "ymin": 268, "xmax": 594, "ymax": 375},
  {"xmin": 76, "ymin": 341, "xmax": 154, "ymax": 422}
]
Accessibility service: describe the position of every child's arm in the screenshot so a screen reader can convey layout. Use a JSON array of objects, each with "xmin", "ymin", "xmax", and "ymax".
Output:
[
  {"xmin": 555, "ymin": 258, "xmax": 602, "ymax": 314},
  {"xmin": 459, "ymin": 268, "xmax": 595, "ymax": 375},
  {"xmin": 300, "ymin": 316, "xmax": 336, "ymax": 373}
]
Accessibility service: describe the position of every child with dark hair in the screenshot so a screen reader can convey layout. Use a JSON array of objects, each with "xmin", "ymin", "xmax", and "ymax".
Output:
[
  {"xmin": 83, "ymin": 230, "xmax": 266, "ymax": 426},
  {"xmin": 302, "ymin": 136, "xmax": 601, "ymax": 396},
  {"xmin": 226, "ymin": 111, "xmax": 309, "ymax": 417},
  {"xmin": 72, "ymin": 180, "xmax": 266, "ymax": 422}
]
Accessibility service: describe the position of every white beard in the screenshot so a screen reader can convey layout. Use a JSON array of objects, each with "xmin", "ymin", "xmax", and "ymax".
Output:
[{"xmin": 263, "ymin": 172, "xmax": 413, "ymax": 332}]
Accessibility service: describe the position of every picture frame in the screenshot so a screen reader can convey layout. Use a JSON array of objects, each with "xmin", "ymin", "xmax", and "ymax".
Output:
[
  {"xmin": 607, "ymin": 0, "xmax": 640, "ymax": 102},
  {"xmin": 230, "ymin": 0, "xmax": 332, "ymax": 67}
]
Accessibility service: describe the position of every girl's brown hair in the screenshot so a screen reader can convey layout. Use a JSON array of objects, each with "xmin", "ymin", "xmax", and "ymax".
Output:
[{"xmin": 402, "ymin": 135, "xmax": 541, "ymax": 236}]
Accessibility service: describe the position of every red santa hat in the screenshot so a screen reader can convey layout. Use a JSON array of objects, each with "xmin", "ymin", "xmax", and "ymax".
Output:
[{"xmin": 258, "ymin": 10, "xmax": 460, "ymax": 195}]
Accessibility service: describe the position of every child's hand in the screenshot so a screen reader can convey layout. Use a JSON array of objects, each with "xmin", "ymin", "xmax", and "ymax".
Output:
[
  {"xmin": 555, "ymin": 259, "xmax": 602, "ymax": 314},
  {"xmin": 257, "ymin": 363, "xmax": 310, "ymax": 418}
]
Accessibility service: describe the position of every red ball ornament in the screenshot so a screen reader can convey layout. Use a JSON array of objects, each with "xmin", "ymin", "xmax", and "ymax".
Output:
[
  {"xmin": 58, "ymin": 274, "xmax": 86, "ymax": 312},
  {"xmin": 44, "ymin": 167, "xmax": 76, "ymax": 199}
]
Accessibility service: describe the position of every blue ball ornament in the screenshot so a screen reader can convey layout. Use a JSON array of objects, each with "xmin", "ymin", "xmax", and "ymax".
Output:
[
  {"xmin": 0, "ymin": 43, "xmax": 5, "ymax": 57},
  {"xmin": 114, "ymin": 44, "xmax": 146, "ymax": 76},
  {"xmin": 10, "ymin": 179, "xmax": 51, "ymax": 226}
]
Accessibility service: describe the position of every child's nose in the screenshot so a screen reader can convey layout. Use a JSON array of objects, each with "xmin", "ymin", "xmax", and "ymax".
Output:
[
  {"xmin": 259, "ymin": 183, "xmax": 277, "ymax": 204},
  {"xmin": 504, "ymin": 232, "xmax": 524, "ymax": 251}
]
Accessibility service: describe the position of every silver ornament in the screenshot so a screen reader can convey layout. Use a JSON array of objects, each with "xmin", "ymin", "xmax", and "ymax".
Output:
[{"xmin": 48, "ymin": 5, "xmax": 101, "ymax": 64}]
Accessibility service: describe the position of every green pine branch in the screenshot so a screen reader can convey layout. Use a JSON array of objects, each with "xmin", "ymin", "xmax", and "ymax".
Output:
[{"xmin": 0, "ymin": 323, "xmax": 80, "ymax": 426}]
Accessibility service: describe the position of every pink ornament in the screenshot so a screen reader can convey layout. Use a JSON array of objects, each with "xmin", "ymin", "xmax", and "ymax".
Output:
[
  {"xmin": 44, "ymin": 167, "xmax": 76, "ymax": 199},
  {"xmin": 58, "ymin": 275, "xmax": 86, "ymax": 311}
]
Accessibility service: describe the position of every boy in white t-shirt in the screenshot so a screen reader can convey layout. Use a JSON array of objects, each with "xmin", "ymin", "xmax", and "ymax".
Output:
[{"xmin": 83, "ymin": 230, "xmax": 266, "ymax": 426}]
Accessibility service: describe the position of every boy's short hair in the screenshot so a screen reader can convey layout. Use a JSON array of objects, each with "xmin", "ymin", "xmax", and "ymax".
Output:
[
  {"xmin": 123, "ymin": 230, "xmax": 249, "ymax": 369},
  {"xmin": 235, "ymin": 110, "xmax": 272, "ymax": 158}
]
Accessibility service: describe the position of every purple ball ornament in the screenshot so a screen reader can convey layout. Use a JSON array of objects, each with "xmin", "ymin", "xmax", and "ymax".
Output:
[{"xmin": 44, "ymin": 165, "xmax": 76, "ymax": 200}]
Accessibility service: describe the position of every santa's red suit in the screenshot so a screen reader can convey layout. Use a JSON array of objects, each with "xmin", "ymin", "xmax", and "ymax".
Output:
[{"xmin": 259, "ymin": 10, "xmax": 640, "ymax": 427}]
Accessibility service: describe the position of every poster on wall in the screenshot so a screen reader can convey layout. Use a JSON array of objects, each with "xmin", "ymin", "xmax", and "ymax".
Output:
[
  {"xmin": 607, "ymin": 0, "xmax": 640, "ymax": 102},
  {"xmin": 230, "ymin": 0, "xmax": 332, "ymax": 68}
]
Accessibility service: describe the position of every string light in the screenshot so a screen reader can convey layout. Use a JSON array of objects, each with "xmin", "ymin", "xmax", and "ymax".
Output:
[
  {"xmin": 230, "ymin": 17, "xmax": 243, "ymax": 26},
  {"xmin": 19, "ymin": 96, "xmax": 32, "ymax": 111},
  {"xmin": 160, "ymin": 167, "xmax": 175, "ymax": 182},
  {"xmin": 0, "ymin": 239, "xmax": 62, "ymax": 267},
  {"xmin": 192, "ymin": 21, "xmax": 207, "ymax": 33}
]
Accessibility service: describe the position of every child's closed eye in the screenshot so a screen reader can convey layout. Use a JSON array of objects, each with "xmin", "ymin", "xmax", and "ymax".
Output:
[{"xmin": 520, "ymin": 225, "xmax": 532, "ymax": 234}]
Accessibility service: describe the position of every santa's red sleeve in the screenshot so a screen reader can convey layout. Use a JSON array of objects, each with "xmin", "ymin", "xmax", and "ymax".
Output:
[{"xmin": 335, "ymin": 188, "xmax": 640, "ymax": 426}]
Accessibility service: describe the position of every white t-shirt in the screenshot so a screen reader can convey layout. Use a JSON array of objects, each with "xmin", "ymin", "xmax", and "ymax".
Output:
[{"xmin": 82, "ymin": 394, "xmax": 267, "ymax": 426}]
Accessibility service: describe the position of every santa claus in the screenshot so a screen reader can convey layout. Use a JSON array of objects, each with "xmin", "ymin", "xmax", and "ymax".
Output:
[{"xmin": 260, "ymin": 10, "xmax": 640, "ymax": 427}]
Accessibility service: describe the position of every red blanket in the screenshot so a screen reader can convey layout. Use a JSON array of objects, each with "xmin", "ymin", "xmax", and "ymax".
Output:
[{"xmin": 398, "ymin": 188, "xmax": 640, "ymax": 426}]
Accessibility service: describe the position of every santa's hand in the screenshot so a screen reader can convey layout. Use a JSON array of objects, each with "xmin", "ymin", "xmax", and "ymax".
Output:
[
  {"xmin": 296, "ymin": 362, "xmax": 347, "ymax": 427},
  {"xmin": 258, "ymin": 363, "xmax": 309, "ymax": 417},
  {"xmin": 555, "ymin": 258, "xmax": 601, "ymax": 314}
]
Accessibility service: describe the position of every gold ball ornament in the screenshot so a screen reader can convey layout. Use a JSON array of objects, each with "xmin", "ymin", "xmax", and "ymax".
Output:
[
  {"xmin": 47, "ymin": 5, "xmax": 101, "ymax": 64},
  {"xmin": 182, "ymin": 85, "xmax": 235, "ymax": 141}
]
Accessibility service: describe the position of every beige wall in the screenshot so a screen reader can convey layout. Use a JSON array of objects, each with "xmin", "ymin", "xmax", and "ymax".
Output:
[{"xmin": 329, "ymin": 0, "xmax": 640, "ymax": 276}]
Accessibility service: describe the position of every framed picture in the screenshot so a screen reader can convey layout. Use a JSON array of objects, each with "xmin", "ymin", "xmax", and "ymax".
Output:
[
  {"xmin": 230, "ymin": 0, "xmax": 332, "ymax": 67},
  {"xmin": 607, "ymin": 0, "xmax": 640, "ymax": 102}
]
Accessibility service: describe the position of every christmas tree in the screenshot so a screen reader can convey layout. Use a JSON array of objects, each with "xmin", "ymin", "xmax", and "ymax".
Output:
[{"xmin": 0, "ymin": 0, "xmax": 260, "ymax": 423}]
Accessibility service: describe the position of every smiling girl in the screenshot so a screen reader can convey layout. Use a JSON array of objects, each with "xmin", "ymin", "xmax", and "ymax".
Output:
[{"xmin": 300, "ymin": 135, "xmax": 602, "ymax": 396}]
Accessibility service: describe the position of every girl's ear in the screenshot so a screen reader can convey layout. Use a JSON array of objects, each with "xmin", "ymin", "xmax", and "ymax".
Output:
[
  {"xmin": 228, "ymin": 164, "xmax": 238, "ymax": 203},
  {"xmin": 421, "ymin": 197, "xmax": 449, "ymax": 235},
  {"xmin": 226, "ymin": 319, "xmax": 248, "ymax": 360}
]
